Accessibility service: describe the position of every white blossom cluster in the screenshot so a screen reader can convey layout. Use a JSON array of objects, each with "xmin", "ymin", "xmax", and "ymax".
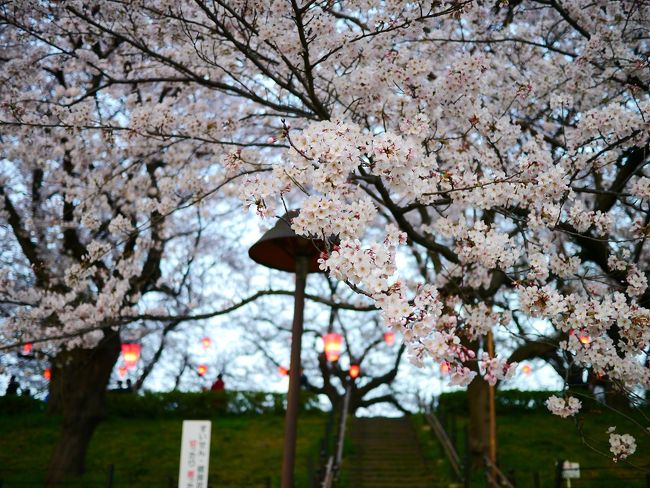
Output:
[
  {"xmin": 545, "ymin": 396, "xmax": 582, "ymax": 418},
  {"xmin": 291, "ymin": 196, "xmax": 377, "ymax": 240},
  {"xmin": 479, "ymin": 353, "xmax": 518, "ymax": 386},
  {"xmin": 607, "ymin": 428, "xmax": 637, "ymax": 462}
]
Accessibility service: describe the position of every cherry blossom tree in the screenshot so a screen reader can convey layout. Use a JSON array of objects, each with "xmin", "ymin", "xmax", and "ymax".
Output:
[
  {"xmin": 0, "ymin": 4, "xmax": 280, "ymax": 483},
  {"xmin": 2, "ymin": 0, "xmax": 649, "ymax": 476}
]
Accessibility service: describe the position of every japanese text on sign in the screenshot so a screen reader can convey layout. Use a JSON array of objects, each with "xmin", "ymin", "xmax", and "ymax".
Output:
[{"xmin": 178, "ymin": 420, "xmax": 211, "ymax": 488}]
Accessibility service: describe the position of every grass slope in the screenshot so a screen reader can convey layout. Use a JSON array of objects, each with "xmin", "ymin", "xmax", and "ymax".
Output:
[
  {"xmin": 3, "ymin": 397, "xmax": 649, "ymax": 487},
  {"xmin": 415, "ymin": 406, "xmax": 650, "ymax": 487},
  {"xmin": 0, "ymin": 411, "xmax": 325, "ymax": 487}
]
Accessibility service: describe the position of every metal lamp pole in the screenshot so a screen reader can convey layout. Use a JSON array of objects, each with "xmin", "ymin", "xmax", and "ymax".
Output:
[
  {"xmin": 281, "ymin": 255, "xmax": 308, "ymax": 487},
  {"xmin": 248, "ymin": 212, "xmax": 324, "ymax": 488}
]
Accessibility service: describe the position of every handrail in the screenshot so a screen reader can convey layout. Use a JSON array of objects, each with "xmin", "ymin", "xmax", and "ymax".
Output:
[
  {"xmin": 321, "ymin": 385, "xmax": 352, "ymax": 488},
  {"xmin": 424, "ymin": 410, "xmax": 464, "ymax": 482},
  {"xmin": 321, "ymin": 457, "xmax": 335, "ymax": 488},
  {"xmin": 484, "ymin": 455, "xmax": 515, "ymax": 488}
]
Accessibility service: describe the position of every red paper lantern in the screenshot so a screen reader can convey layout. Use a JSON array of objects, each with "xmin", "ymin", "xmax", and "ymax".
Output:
[
  {"xmin": 121, "ymin": 343, "xmax": 141, "ymax": 369},
  {"xmin": 323, "ymin": 333, "xmax": 343, "ymax": 362},
  {"xmin": 521, "ymin": 364, "xmax": 532, "ymax": 375},
  {"xmin": 201, "ymin": 337, "xmax": 212, "ymax": 349},
  {"xmin": 440, "ymin": 362, "xmax": 450, "ymax": 374},
  {"xmin": 383, "ymin": 331, "xmax": 396, "ymax": 346},
  {"xmin": 22, "ymin": 343, "xmax": 33, "ymax": 355},
  {"xmin": 349, "ymin": 364, "xmax": 360, "ymax": 379},
  {"xmin": 197, "ymin": 364, "xmax": 208, "ymax": 377},
  {"xmin": 118, "ymin": 366, "xmax": 127, "ymax": 378},
  {"xmin": 569, "ymin": 329, "xmax": 591, "ymax": 345},
  {"xmin": 278, "ymin": 366, "xmax": 289, "ymax": 377},
  {"xmin": 43, "ymin": 368, "xmax": 51, "ymax": 381}
]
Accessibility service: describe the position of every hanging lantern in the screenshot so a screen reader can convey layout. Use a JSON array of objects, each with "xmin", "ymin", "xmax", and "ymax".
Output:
[
  {"xmin": 121, "ymin": 343, "xmax": 141, "ymax": 369},
  {"xmin": 383, "ymin": 331, "xmax": 396, "ymax": 346},
  {"xmin": 278, "ymin": 366, "xmax": 289, "ymax": 377},
  {"xmin": 569, "ymin": 329, "xmax": 591, "ymax": 345},
  {"xmin": 22, "ymin": 343, "xmax": 33, "ymax": 355},
  {"xmin": 197, "ymin": 364, "xmax": 208, "ymax": 377},
  {"xmin": 118, "ymin": 366, "xmax": 127, "ymax": 379},
  {"xmin": 440, "ymin": 362, "xmax": 450, "ymax": 374},
  {"xmin": 43, "ymin": 368, "xmax": 51, "ymax": 381},
  {"xmin": 323, "ymin": 333, "xmax": 343, "ymax": 362},
  {"xmin": 349, "ymin": 364, "xmax": 360, "ymax": 379},
  {"xmin": 521, "ymin": 364, "xmax": 532, "ymax": 375},
  {"xmin": 201, "ymin": 337, "xmax": 212, "ymax": 349}
]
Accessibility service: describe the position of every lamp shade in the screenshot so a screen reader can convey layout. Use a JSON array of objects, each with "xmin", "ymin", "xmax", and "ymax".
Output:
[{"xmin": 248, "ymin": 211, "xmax": 324, "ymax": 273}]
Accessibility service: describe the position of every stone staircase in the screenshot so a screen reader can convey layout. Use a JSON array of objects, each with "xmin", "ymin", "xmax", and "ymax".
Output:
[{"xmin": 345, "ymin": 417, "xmax": 439, "ymax": 488}]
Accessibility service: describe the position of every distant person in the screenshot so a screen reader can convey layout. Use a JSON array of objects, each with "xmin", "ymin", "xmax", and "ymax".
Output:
[
  {"xmin": 125, "ymin": 379, "xmax": 134, "ymax": 393},
  {"xmin": 21, "ymin": 387, "xmax": 31, "ymax": 397},
  {"xmin": 211, "ymin": 374, "xmax": 225, "ymax": 392},
  {"xmin": 5, "ymin": 375, "xmax": 19, "ymax": 396}
]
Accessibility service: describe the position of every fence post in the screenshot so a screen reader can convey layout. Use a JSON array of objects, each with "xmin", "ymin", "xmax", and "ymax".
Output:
[
  {"xmin": 106, "ymin": 464, "xmax": 114, "ymax": 488},
  {"xmin": 555, "ymin": 460, "xmax": 564, "ymax": 488},
  {"xmin": 533, "ymin": 471, "xmax": 540, "ymax": 488}
]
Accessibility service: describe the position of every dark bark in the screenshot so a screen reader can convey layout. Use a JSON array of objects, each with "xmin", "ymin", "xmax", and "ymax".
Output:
[
  {"xmin": 467, "ymin": 375, "xmax": 490, "ymax": 470},
  {"xmin": 45, "ymin": 331, "xmax": 120, "ymax": 487}
]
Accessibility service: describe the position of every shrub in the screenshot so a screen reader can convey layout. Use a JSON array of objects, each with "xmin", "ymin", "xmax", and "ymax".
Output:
[
  {"xmin": 105, "ymin": 390, "xmax": 321, "ymax": 418},
  {"xmin": 0, "ymin": 395, "xmax": 45, "ymax": 415}
]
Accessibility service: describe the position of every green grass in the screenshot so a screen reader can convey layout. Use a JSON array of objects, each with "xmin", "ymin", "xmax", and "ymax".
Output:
[
  {"xmin": 415, "ymin": 406, "xmax": 650, "ymax": 487},
  {"xmin": 3, "ymin": 397, "xmax": 649, "ymax": 488},
  {"xmin": 0, "ymin": 411, "xmax": 326, "ymax": 487}
]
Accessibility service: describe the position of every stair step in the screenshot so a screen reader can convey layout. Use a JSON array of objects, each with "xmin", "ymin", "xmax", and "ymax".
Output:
[{"xmin": 343, "ymin": 416, "xmax": 438, "ymax": 488}]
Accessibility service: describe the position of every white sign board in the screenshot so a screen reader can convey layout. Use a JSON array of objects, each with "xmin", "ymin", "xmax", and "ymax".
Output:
[
  {"xmin": 562, "ymin": 461, "xmax": 581, "ymax": 479},
  {"xmin": 178, "ymin": 420, "xmax": 211, "ymax": 488}
]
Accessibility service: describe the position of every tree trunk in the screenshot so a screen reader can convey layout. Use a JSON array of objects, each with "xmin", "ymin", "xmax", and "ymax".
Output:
[
  {"xmin": 467, "ymin": 375, "xmax": 490, "ymax": 470},
  {"xmin": 45, "ymin": 331, "xmax": 120, "ymax": 487}
]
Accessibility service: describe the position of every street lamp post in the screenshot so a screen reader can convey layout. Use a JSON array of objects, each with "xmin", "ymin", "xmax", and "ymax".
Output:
[{"xmin": 249, "ymin": 211, "xmax": 324, "ymax": 488}]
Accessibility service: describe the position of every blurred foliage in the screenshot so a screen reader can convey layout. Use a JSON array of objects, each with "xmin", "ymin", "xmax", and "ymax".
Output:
[
  {"xmin": 0, "ymin": 389, "xmax": 321, "ymax": 418},
  {"xmin": 0, "ymin": 395, "xmax": 45, "ymax": 415},
  {"xmin": 436, "ymin": 388, "xmax": 564, "ymax": 415}
]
